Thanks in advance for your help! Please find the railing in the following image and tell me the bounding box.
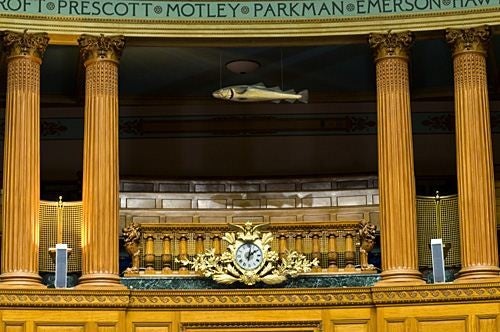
[122,221,377,276]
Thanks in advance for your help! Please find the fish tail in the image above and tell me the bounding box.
[283,89,297,103]
[298,90,309,103]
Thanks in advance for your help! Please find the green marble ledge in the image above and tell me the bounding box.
[39,268,459,289]
[120,274,381,290]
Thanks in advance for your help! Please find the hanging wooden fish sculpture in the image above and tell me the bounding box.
[212,83,308,103]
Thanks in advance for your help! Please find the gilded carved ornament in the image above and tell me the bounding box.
[445,26,490,56]
[78,34,125,65]
[1,30,49,61]
[358,219,376,271]
[368,31,414,61]
[123,222,142,274]
[179,222,318,286]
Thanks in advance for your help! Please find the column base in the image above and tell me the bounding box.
[374,269,426,286]
[454,265,500,283]
[76,273,127,289]
[0,272,46,289]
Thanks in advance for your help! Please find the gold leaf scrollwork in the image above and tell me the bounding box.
[368,31,414,61]
[2,30,49,60]
[78,34,125,64]
[180,222,318,286]
[445,26,490,55]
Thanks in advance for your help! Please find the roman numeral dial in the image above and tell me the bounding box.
[235,243,263,271]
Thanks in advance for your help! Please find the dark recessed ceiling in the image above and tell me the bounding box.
[0,35,499,185]
[1,36,493,107]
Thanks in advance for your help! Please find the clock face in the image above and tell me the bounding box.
[235,243,263,271]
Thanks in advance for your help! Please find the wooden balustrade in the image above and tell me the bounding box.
[160,234,172,273]
[144,233,155,274]
[178,233,189,274]
[327,232,339,272]
[122,221,377,276]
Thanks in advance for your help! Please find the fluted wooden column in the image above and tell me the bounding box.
[369,32,424,285]
[0,31,48,289]
[76,34,126,288]
[446,26,500,282]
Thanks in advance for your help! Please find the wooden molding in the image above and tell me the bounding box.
[0,289,130,307]
[1,283,500,308]
[372,282,500,304]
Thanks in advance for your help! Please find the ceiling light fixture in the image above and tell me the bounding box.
[225,59,260,74]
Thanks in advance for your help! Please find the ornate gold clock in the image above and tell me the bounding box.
[180,222,318,286]
[234,242,264,271]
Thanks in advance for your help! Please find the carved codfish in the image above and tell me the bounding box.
[212,83,308,103]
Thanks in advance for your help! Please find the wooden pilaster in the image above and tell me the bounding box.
[0,30,49,289]
[369,31,425,285]
[76,34,126,288]
[446,26,500,282]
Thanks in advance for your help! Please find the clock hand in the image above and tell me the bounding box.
[246,244,252,260]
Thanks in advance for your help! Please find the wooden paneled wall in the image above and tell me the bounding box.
[1,310,126,332]
[1,303,499,332]
[377,303,500,332]
[119,206,380,231]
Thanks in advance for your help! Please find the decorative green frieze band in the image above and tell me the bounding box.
[0,111,499,140]
[0,0,498,20]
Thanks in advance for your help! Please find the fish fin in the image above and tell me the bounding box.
[271,99,281,104]
[298,89,309,103]
[285,99,296,103]
[269,86,282,92]
[284,89,296,94]
[253,82,266,87]
[233,86,248,94]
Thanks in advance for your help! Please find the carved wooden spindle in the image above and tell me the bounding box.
[344,232,355,272]
[327,232,339,272]
[178,234,189,274]
[160,234,172,274]
[211,233,222,256]
[294,232,304,254]
[278,232,288,259]
[144,233,156,274]
[194,233,206,275]
[195,233,205,255]
[311,232,322,272]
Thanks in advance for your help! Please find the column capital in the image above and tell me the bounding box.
[368,31,414,61]
[78,34,125,65]
[2,30,49,62]
[445,26,490,56]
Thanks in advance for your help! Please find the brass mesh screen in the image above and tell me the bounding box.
[39,200,82,272]
[416,195,460,267]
